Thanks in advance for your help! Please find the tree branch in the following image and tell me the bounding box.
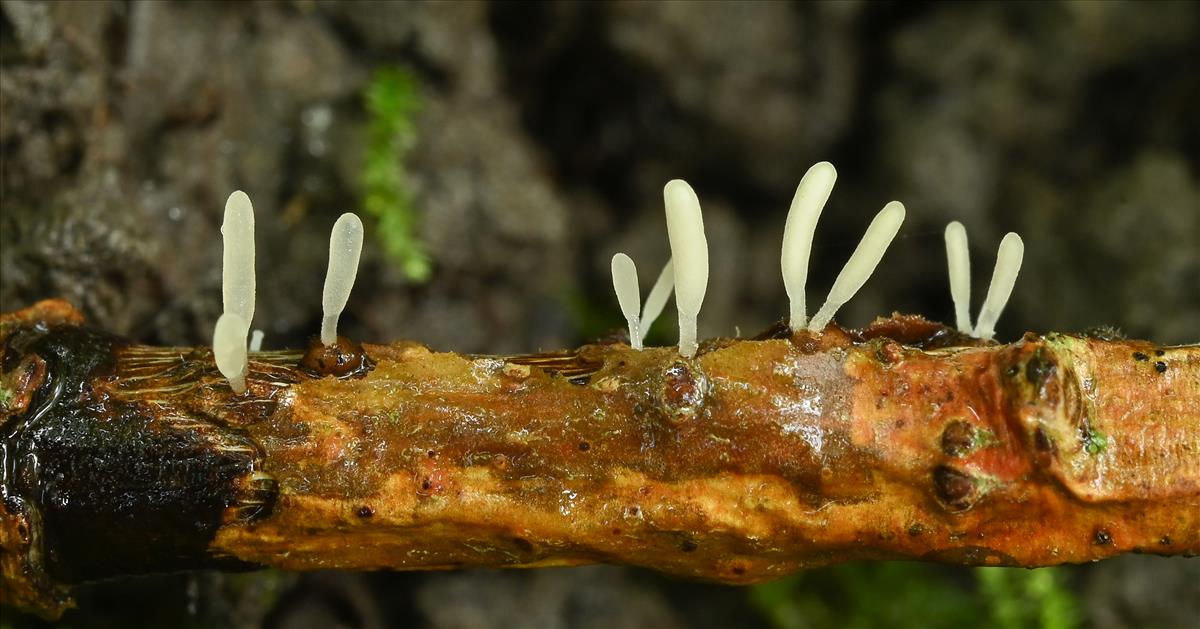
[2,300,1197,619]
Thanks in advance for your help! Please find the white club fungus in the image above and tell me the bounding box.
[663,180,708,358]
[808,201,906,332]
[639,259,674,345]
[944,221,972,334]
[610,253,643,349]
[213,312,249,394]
[249,329,265,353]
[320,213,365,346]
[222,191,256,327]
[973,232,1024,340]
[781,162,837,330]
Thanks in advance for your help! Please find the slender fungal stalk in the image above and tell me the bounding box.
[1,300,1197,619]
[781,161,837,330]
[944,221,972,334]
[321,213,365,346]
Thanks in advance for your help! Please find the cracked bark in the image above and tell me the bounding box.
[2,299,1197,619]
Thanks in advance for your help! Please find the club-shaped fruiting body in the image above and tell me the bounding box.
[216,191,256,392]
[214,312,249,394]
[321,213,365,346]
[781,162,837,330]
[807,201,906,332]
[663,180,709,358]
[249,329,265,353]
[222,191,256,327]
[973,232,1024,340]
[944,221,972,334]
[639,260,674,345]
[942,223,1026,340]
[611,253,643,349]
[609,256,675,349]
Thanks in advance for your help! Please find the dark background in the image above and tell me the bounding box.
[1,1,1197,627]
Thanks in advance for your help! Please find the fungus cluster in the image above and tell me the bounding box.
[608,179,711,358]
[776,161,909,333]
[212,160,1026,388]
[610,161,1026,355]
[944,222,1025,340]
[213,192,365,393]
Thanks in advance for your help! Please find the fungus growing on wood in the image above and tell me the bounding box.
[944,221,972,334]
[321,213,365,346]
[781,161,837,330]
[639,259,674,345]
[974,232,1025,340]
[221,191,256,327]
[4,159,1198,622]
[213,312,249,393]
[611,253,643,349]
[663,180,709,358]
[249,329,265,353]
[610,255,676,350]
[807,201,906,332]
[215,191,256,391]
[942,222,1025,340]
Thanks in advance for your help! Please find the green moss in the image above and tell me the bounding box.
[750,563,1079,629]
[750,563,977,629]
[362,66,430,282]
[1083,428,1109,455]
[0,382,12,411]
[973,427,999,449]
[977,567,1079,629]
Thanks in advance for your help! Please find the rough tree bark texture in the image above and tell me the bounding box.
[2,300,1197,619]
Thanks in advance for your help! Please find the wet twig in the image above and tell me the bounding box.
[1,299,1197,619]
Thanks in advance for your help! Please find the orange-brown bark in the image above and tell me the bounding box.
[2,300,1197,619]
